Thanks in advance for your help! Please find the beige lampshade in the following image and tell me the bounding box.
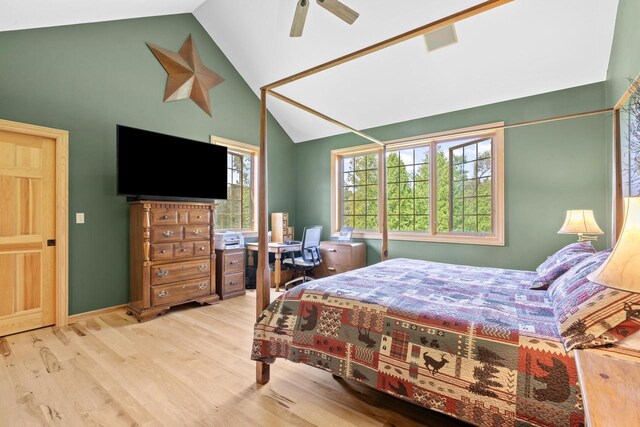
[587,197,640,293]
[557,210,604,235]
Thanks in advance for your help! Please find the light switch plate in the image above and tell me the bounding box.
[76,213,85,224]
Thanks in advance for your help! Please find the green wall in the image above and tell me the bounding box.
[0,7,627,314]
[606,0,640,107]
[0,14,296,314]
[294,83,611,271]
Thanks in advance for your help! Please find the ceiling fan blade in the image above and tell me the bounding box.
[316,0,359,25]
[290,0,310,37]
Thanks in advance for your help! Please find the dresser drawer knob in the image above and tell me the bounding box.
[197,215,203,219]
[200,246,206,251]
[162,215,169,219]
[160,250,167,254]
[193,229,202,235]
[328,249,337,253]
[198,265,208,272]
[157,290,168,298]
[229,281,239,286]
[180,248,186,252]
[163,230,174,237]
[328,267,336,272]
[156,270,169,278]
[198,283,208,290]
[229,260,239,265]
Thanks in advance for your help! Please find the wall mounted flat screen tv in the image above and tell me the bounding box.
[117,125,227,201]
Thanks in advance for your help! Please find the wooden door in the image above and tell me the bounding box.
[0,128,56,336]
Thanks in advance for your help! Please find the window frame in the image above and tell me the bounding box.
[211,135,260,237]
[330,122,504,246]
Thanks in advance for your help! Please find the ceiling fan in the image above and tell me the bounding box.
[290,0,360,37]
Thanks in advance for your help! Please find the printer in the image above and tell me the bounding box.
[214,231,245,250]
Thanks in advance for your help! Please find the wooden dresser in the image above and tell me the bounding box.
[215,248,246,300]
[313,241,366,278]
[127,201,219,322]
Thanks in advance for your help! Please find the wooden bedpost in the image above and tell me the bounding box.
[256,88,271,384]
[612,75,639,243]
[381,144,389,261]
[613,108,623,243]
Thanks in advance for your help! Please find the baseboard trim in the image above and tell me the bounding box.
[68,304,128,324]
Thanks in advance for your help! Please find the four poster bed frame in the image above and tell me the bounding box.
[254,0,636,384]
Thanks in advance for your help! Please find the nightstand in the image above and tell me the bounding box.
[575,348,640,427]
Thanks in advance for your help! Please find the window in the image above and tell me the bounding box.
[341,153,379,231]
[386,146,430,232]
[331,123,504,245]
[211,136,260,236]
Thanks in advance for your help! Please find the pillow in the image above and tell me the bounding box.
[530,241,596,290]
[550,249,640,351]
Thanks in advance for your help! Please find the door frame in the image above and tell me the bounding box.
[0,119,69,327]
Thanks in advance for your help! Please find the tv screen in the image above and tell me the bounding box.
[117,125,227,201]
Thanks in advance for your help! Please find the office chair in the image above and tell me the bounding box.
[283,225,323,290]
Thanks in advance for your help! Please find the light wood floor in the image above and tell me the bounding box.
[0,291,466,427]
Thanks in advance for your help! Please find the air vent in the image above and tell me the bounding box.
[424,24,458,52]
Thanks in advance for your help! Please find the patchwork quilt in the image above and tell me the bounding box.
[252,258,584,427]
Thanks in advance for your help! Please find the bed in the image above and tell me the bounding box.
[252,258,584,427]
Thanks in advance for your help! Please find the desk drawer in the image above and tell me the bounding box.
[322,264,351,276]
[151,259,210,286]
[184,225,210,241]
[321,245,352,266]
[151,278,210,306]
[151,226,183,243]
[223,252,244,273]
[222,272,244,294]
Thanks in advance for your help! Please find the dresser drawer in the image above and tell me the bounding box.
[173,242,195,259]
[151,243,174,261]
[223,251,244,273]
[223,272,244,294]
[178,210,190,224]
[151,278,210,306]
[151,259,210,286]
[189,210,211,224]
[184,225,210,241]
[151,226,183,243]
[194,241,210,257]
[151,209,179,225]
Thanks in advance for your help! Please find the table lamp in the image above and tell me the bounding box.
[557,210,604,242]
[588,197,640,293]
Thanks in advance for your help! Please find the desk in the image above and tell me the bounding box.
[246,242,301,292]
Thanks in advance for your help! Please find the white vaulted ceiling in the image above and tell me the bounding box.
[0,0,620,143]
[194,0,619,142]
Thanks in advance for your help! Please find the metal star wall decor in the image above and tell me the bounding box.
[147,35,224,117]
